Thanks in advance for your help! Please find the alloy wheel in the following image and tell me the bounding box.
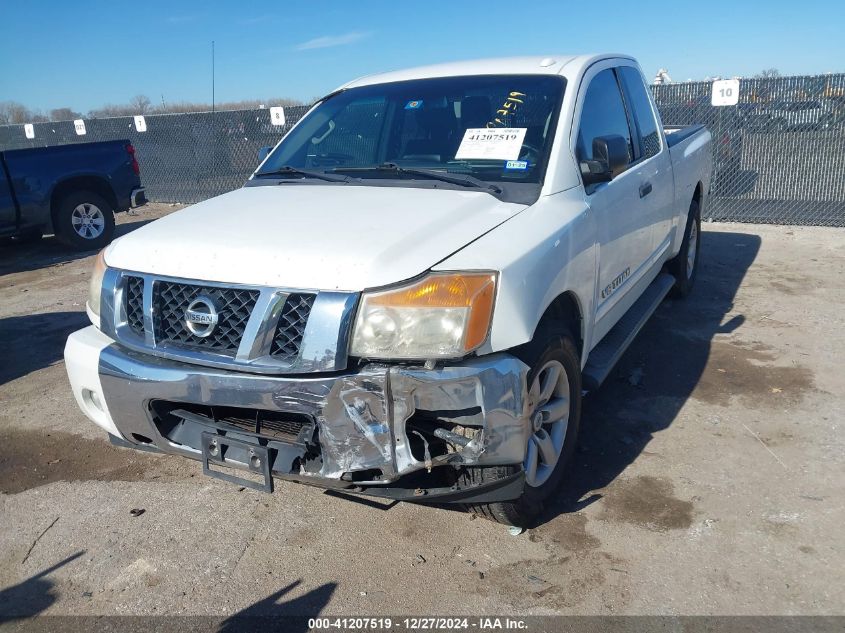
[71,203,106,239]
[523,359,570,487]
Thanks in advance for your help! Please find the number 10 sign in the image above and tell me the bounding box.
[711,79,740,106]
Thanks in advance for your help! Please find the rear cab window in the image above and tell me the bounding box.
[617,66,662,160]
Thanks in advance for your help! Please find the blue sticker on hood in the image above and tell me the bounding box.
[505,160,529,170]
[405,100,423,110]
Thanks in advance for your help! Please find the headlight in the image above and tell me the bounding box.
[87,250,107,320]
[351,272,497,360]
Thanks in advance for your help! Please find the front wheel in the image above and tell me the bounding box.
[55,190,115,250]
[463,325,582,527]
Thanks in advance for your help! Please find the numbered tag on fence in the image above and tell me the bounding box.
[711,79,740,106]
[74,119,87,135]
[269,106,285,126]
[24,123,35,139]
[134,115,147,132]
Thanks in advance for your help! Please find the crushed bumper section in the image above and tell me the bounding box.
[67,326,532,503]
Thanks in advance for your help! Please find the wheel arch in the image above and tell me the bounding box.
[528,290,585,363]
[670,181,704,260]
[690,180,704,220]
[49,176,117,232]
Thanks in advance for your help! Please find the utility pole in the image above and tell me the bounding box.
[212,40,216,113]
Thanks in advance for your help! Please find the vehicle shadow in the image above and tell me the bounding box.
[218,579,337,632]
[541,229,761,523]
[0,311,89,386]
[0,551,85,617]
[0,216,156,277]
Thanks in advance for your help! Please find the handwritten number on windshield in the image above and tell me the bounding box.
[487,92,526,128]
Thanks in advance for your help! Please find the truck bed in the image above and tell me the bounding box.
[664,124,707,148]
[1,139,142,241]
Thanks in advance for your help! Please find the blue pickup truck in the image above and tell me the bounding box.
[0,140,145,250]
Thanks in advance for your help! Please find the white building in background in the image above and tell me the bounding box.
[653,68,673,84]
[654,70,745,85]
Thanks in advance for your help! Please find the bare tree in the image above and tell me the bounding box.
[3,95,307,123]
[0,102,15,124]
[49,107,81,121]
[152,96,305,114]
[88,103,135,118]
[129,94,152,114]
[0,101,32,124]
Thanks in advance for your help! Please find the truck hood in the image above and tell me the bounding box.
[106,184,526,290]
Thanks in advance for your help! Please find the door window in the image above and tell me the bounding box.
[576,69,634,165]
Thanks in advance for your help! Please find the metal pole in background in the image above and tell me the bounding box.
[212,40,215,113]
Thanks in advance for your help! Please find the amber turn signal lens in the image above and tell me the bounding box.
[88,249,108,319]
[367,273,497,352]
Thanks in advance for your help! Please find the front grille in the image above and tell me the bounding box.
[125,276,145,336]
[270,293,315,361]
[114,274,331,370]
[153,281,260,354]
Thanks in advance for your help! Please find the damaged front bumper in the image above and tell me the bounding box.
[65,326,532,503]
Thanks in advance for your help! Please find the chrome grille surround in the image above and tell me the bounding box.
[99,268,358,375]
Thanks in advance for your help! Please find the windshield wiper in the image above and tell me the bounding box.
[254,165,352,183]
[333,163,503,195]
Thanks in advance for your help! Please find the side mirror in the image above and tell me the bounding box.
[258,146,273,163]
[581,135,629,185]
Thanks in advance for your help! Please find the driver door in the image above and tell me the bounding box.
[575,65,654,343]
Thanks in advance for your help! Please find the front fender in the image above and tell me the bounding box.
[433,187,596,364]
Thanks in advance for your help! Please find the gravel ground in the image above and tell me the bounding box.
[0,204,843,617]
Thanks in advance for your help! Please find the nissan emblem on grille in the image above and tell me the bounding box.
[184,296,219,338]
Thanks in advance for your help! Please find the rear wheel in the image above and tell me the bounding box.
[55,190,115,250]
[463,325,582,527]
[667,198,700,298]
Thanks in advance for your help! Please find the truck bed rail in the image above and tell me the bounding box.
[664,124,706,148]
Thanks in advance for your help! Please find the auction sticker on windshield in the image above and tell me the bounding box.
[456,128,527,160]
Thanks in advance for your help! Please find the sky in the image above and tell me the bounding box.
[1,0,843,114]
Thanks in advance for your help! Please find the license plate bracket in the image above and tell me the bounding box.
[201,431,273,493]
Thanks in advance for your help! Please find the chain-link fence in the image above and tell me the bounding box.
[1,73,844,226]
[0,107,311,204]
[653,74,845,226]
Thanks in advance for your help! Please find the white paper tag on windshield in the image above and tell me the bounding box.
[134,115,147,132]
[24,123,35,139]
[456,128,527,160]
[74,119,86,135]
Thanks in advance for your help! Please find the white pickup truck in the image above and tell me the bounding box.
[65,54,711,527]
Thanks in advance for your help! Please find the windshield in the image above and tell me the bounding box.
[256,74,566,195]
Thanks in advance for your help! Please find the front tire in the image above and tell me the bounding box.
[55,190,115,250]
[463,325,582,527]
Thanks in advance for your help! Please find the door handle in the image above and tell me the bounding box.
[639,182,653,198]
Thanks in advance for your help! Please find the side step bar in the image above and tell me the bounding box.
[582,272,675,391]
